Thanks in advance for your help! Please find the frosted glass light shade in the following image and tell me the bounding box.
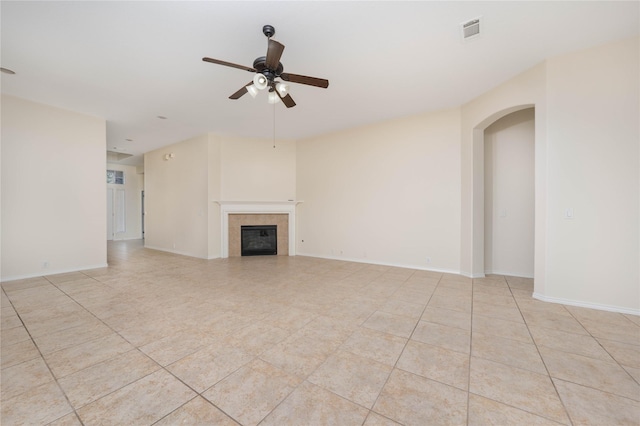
[246,85,259,98]
[267,92,280,104]
[275,82,289,97]
[253,74,268,90]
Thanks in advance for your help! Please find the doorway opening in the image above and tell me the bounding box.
[483,108,535,277]
[107,188,125,240]
[141,190,145,240]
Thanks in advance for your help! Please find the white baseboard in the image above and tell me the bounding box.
[485,270,534,279]
[111,236,143,241]
[143,244,207,259]
[142,244,220,260]
[459,272,486,278]
[295,252,461,276]
[533,292,640,316]
[1,263,109,283]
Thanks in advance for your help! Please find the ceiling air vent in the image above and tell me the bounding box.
[462,18,481,40]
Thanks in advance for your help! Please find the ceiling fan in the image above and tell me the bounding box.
[202,25,329,108]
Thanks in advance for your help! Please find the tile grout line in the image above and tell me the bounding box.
[365,270,443,424]
[466,276,475,426]
[4,243,638,425]
[563,306,640,376]
[466,277,576,424]
[508,276,575,426]
[560,306,640,395]
[253,269,383,425]
[3,279,87,426]
[55,269,251,425]
[45,275,209,423]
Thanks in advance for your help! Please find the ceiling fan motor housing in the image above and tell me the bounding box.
[253,56,284,81]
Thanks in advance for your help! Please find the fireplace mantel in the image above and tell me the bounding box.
[215,201,301,258]
[215,200,303,206]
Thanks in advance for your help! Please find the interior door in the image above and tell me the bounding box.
[114,189,126,235]
[107,188,114,240]
[107,188,125,240]
[141,191,145,239]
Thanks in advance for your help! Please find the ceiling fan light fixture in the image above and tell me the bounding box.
[267,91,280,104]
[203,25,329,108]
[253,73,268,90]
[246,85,259,98]
[275,82,289,97]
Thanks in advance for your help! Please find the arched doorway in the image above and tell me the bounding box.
[469,104,537,280]
[483,108,535,277]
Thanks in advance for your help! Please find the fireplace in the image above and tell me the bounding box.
[227,213,289,257]
[241,225,277,256]
[218,201,298,258]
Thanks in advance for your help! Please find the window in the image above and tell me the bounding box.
[107,170,124,184]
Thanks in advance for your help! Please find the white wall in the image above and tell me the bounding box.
[1,95,107,280]
[106,162,143,240]
[484,108,535,277]
[296,108,461,272]
[208,136,222,259]
[543,37,639,311]
[461,36,638,313]
[220,136,296,201]
[144,134,210,258]
[6,37,632,314]
[144,133,296,259]
[460,64,546,281]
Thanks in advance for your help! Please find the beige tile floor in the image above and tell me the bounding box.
[1,240,639,425]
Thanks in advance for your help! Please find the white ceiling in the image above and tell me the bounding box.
[2,1,638,166]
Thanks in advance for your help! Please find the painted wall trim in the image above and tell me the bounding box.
[484,270,534,279]
[112,236,144,241]
[1,263,109,283]
[296,252,462,276]
[143,245,206,259]
[533,292,640,316]
[462,273,487,279]
[216,200,303,206]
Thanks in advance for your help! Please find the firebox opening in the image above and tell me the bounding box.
[241,225,277,256]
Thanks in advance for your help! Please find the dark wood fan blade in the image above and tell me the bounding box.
[280,73,329,88]
[276,89,296,108]
[229,82,254,99]
[202,57,256,72]
[265,40,285,70]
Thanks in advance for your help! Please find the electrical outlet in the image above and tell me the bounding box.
[43,261,49,268]
[426,257,432,264]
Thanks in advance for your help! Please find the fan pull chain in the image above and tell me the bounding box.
[273,98,276,149]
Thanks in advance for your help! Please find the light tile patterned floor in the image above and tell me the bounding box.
[1,240,639,425]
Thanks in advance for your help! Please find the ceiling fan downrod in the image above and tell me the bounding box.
[262,25,275,39]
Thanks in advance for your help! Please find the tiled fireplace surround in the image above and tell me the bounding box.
[219,201,297,258]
